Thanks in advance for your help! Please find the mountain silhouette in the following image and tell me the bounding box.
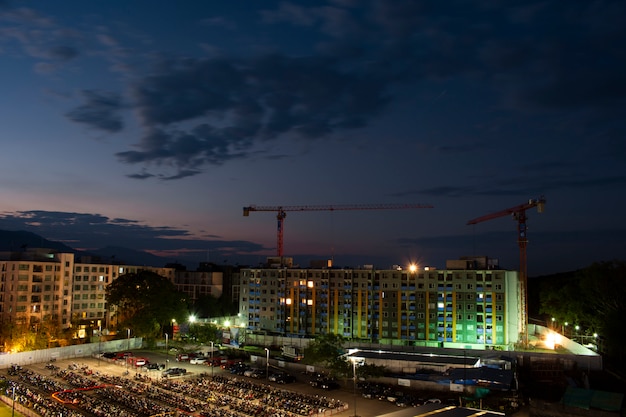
[0,229,169,266]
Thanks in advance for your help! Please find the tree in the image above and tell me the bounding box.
[539,260,626,368]
[188,322,220,345]
[106,270,189,340]
[575,260,626,363]
[303,334,346,367]
[194,293,237,318]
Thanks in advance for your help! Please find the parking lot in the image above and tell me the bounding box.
[3,350,415,417]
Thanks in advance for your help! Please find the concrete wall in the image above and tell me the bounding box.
[526,324,602,372]
[0,337,143,369]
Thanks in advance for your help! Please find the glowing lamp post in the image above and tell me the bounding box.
[189,315,196,342]
[351,358,359,417]
[165,332,169,369]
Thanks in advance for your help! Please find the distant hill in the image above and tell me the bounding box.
[0,230,78,253]
[87,245,170,267]
[0,229,170,267]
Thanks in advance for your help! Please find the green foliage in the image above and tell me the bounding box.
[539,260,626,362]
[303,333,346,367]
[221,347,250,360]
[327,355,351,379]
[188,322,220,344]
[358,362,387,379]
[105,270,189,339]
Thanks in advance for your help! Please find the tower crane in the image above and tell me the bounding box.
[467,196,546,348]
[243,203,434,259]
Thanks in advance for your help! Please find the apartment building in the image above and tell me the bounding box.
[0,249,225,337]
[74,258,176,331]
[0,249,74,330]
[239,261,521,349]
[173,264,224,304]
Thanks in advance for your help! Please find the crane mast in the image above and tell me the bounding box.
[243,203,434,261]
[467,196,546,348]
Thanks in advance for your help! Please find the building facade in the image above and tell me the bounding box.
[0,248,226,340]
[239,264,521,349]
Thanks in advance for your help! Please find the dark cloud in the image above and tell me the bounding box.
[66,90,124,133]
[111,53,389,177]
[0,210,266,263]
[50,1,626,179]
[48,45,78,61]
[403,172,626,199]
[126,171,155,180]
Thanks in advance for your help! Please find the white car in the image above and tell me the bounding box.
[190,357,207,365]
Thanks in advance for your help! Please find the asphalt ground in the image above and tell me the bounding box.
[19,350,407,417]
[13,349,538,416]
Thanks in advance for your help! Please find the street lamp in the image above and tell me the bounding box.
[98,323,103,367]
[165,333,169,369]
[351,358,358,417]
[11,385,15,417]
[264,347,270,381]
[125,328,131,374]
[189,314,196,341]
[210,341,214,378]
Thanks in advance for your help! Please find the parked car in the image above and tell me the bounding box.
[219,359,237,369]
[162,367,187,377]
[243,367,259,377]
[190,357,207,365]
[114,352,133,361]
[229,362,250,375]
[176,354,189,362]
[310,376,339,390]
[127,357,147,367]
[250,368,268,379]
[146,362,165,371]
[395,394,423,408]
[320,379,340,390]
[269,372,296,384]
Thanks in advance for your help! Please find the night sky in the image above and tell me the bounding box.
[0,1,624,275]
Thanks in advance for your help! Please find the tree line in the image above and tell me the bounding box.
[533,259,626,371]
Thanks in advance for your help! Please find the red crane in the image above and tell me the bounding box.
[243,203,434,259]
[467,196,546,347]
